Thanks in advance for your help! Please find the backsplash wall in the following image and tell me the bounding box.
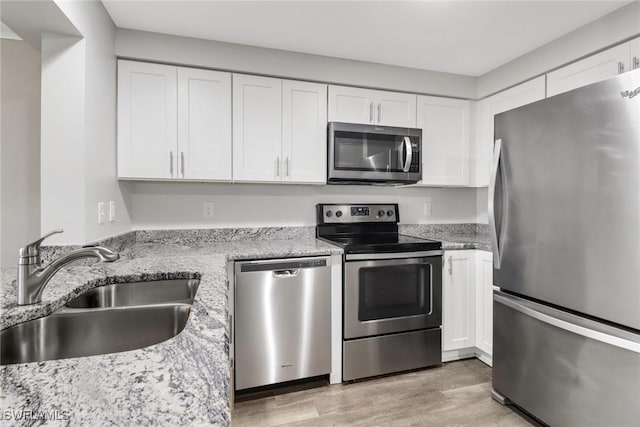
[128,182,486,230]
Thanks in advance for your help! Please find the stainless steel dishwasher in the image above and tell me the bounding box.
[234,256,331,391]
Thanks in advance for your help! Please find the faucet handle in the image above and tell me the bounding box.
[19,229,64,258]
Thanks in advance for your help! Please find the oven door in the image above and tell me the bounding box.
[344,253,442,339]
[328,122,421,183]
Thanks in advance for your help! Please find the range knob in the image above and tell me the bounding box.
[377,209,386,218]
[387,210,395,217]
[335,210,343,218]
[325,210,333,217]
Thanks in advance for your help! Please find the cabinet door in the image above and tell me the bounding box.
[546,43,630,97]
[233,74,283,182]
[442,251,475,351]
[474,76,545,187]
[117,60,177,179]
[417,96,470,186]
[177,68,231,180]
[630,37,640,71]
[282,80,327,183]
[475,251,493,358]
[328,85,375,124]
[374,90,417,127]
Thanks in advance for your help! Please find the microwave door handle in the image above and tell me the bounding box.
[402,136,412,172]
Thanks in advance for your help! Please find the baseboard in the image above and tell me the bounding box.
[442,347,493,366]
[475,348,493,367]
[442,347,477,362]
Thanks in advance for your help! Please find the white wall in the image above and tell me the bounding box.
[40,34,86,245]
[128,182,481,229]
[115,29,476,99]
[0,39,41,267]
[477,1,640,98]
[38,0,132,245]
[57,0,132,242]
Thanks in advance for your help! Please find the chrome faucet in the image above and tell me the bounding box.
[17,229,120,305]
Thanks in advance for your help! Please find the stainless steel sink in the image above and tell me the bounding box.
[65,279,199,308]
[1,279,201,366]
[1,304,192,365]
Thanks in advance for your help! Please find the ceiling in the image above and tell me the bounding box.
[102,1,630,77]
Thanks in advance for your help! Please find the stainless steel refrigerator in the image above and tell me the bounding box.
[490,69,640,426]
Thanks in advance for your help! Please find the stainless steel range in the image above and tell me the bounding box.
[316,203,443,381]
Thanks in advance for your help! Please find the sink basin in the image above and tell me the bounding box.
[65,279,199,308]
[1,304,192,365]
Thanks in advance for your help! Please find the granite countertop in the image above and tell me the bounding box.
[0,224,487,426]
[0,235,341,427]
[400,224,491,251]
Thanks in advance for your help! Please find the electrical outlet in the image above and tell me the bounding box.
[98,202,106,225]
[423,198,432,217]
[203,202,214,219]
[109,201,116,222]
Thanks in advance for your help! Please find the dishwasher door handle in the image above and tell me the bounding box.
[272,269,300,277]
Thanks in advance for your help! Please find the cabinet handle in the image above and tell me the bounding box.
[180,152,185,178]
[448,255,453,275]
[377,103,381,123]
[285,157,289,178]
[169,151,174,177]
[275,156,280,177]
[633,57,639,70]
[618,61,625,74]
[369,102,374,123]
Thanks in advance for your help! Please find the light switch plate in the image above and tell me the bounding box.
[203,202,214,219]
[98,202,106,225]
[423,198,432,217]
[109,201,116,222]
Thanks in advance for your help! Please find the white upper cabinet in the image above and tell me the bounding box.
[118,60,232,181]
[233,74,283,182]
[475,251,493,360]
[631,37,640,71]
[328,85,374,124]
[177,68,231,180]
[374,90,417,127]
[443,250,475,352]
[546,43,631,97]
[474,76,546,187]
[417,96,471,186]
[117,60,177,179]
[328,85,416,127]
[234,75,327,184]
[282,80,327,183]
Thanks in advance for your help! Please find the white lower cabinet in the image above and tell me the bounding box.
[475,250,493,365]
[442,251,475,352]
[442,250,493,365]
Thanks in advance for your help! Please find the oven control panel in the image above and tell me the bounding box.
[317,204,398,224]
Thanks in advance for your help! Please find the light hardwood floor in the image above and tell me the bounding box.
[232,359,535,427]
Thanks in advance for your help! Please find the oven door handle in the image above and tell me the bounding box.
[427,265,434,316]
[402,136,412,172]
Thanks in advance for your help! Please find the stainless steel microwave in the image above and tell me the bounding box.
[327,122,422,184]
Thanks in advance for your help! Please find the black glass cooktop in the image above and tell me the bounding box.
[319,233,441,254]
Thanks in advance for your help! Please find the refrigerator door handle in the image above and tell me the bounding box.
[495,292,640,354]
[488,138,506,268]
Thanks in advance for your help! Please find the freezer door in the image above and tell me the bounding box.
[493,291,640,427]
[492,69,640,330]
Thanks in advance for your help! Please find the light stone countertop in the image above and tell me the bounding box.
[0,224,487,426]
[0,237,341,427]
